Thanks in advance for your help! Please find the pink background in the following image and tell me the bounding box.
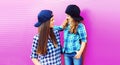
[0,0,120,65]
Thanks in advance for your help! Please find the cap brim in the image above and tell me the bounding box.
[73,16,84,21]
[34,22,42,27]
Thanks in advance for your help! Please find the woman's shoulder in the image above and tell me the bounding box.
[32,34,39,46]
[33,34,39,40]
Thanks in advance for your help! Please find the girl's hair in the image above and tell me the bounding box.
[36,20,58,55]
[63,19,82,34]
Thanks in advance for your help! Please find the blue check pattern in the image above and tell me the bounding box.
[30,30,61,65]
[54,23,87,53]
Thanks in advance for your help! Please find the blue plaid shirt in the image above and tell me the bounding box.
[54,23,87,53]
[30,30,61,65]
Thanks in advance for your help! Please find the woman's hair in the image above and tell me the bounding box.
[63,19,82,34]
[36,20,58,55]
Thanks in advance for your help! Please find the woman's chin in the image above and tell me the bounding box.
[50,26,54,28]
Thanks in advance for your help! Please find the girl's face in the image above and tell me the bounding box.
[66,14,74,23]
[50,17,54,28]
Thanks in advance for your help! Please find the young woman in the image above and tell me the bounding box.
[30,10,61,65]
[54,4,87,65]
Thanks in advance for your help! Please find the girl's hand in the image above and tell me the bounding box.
[61,19,68,28]
[74,51,82,59]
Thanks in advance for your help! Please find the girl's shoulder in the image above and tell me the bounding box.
[78,23,85,29]
[78,23,85,26]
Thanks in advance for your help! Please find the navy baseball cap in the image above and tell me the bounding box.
[34,10,53,27]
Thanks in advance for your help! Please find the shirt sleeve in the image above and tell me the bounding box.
[54,30,63,53]
[53,26,63,32]
[30,35,38,59]
[78,23,87,43]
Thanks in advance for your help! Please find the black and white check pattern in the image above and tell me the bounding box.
[30,30,62,65]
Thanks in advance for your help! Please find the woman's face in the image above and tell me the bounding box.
[66,14,74,23]
[50,17,54,28]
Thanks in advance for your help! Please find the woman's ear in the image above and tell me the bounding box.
[38,27,40,33]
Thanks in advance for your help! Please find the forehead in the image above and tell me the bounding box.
[66,14,71,17]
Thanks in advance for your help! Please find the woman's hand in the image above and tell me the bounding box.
[74,51,82,59]
[32,58,41,65]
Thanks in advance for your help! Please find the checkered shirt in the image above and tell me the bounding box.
[30,30,62,65]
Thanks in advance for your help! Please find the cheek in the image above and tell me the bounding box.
[66,16,73,21]
[68,18,73,22]
[70,17,74,22]
[52,21,54,25]
[50,21,54,26]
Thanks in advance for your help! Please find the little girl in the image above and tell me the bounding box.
[54,4,87,65]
